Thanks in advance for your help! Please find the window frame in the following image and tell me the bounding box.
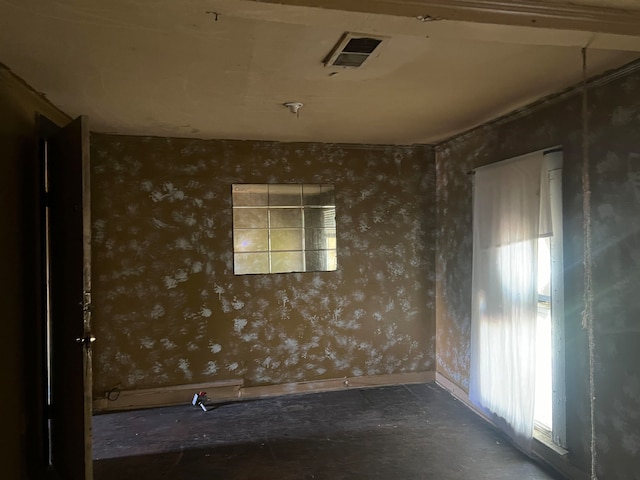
[232,183,337,275]
[533,152,566,450]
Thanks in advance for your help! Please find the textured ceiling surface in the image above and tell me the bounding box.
[1,0,639,144]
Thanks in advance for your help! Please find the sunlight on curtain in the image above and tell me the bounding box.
[535,237,553,431]
[469,151,551,453]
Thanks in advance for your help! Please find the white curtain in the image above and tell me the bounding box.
[469,150,554,453]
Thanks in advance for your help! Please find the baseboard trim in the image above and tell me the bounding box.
[435,372,498,426]
[239,371,435,400]
[94,371,435,412]
[93,379,244,412]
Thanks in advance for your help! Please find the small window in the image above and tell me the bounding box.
[232,184,337,275]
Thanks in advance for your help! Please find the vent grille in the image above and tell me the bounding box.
[324,33,385,68]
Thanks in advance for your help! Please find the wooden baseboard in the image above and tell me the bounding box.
[93,371,435,412]
[239,370,435,400]
[93,379,244,412]
[435,372,497,426]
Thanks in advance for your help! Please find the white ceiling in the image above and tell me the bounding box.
[1,0,640,145]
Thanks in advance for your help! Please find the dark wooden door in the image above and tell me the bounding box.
[47,115,93,480]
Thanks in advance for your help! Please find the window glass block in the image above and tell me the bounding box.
[305,228,335,250]
[269,184,302,206]
[271,251,304,273]
[233,229,268,252]
[234,252,269,275]
[271,229,303,251]
[305,250,337,271]
[232,184,268,206]
[233,208,268,229]
[270,208,302,228]
[303,184,335,206]
[305,207,336,228]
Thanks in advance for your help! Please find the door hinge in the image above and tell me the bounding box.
[82,290,92,314]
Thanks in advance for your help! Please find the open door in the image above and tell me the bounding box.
[46,115,93,480]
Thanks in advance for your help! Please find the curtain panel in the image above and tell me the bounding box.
[469,150,552,453]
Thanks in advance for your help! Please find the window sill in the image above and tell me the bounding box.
[533,427,568,457]
[531,430,593,479]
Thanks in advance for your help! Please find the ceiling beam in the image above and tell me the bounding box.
[254,0,640,36]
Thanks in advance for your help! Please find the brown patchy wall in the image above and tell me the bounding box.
[0,69,69,480]
[91,137,435,396]
[436,65,640,478]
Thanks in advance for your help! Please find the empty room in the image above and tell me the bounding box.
[1,1,640,479]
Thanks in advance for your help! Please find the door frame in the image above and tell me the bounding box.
[37,115,93,480]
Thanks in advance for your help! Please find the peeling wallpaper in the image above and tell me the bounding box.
[91,138,435,398]
[436,67,640,478]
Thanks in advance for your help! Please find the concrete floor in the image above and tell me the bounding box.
[93,383,563,480]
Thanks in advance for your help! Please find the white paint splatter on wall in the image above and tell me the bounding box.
[92,137,436,401]
[234,318,248,333]
[150,304,165,319]
[177,358,192,380]
[202,361,218,375]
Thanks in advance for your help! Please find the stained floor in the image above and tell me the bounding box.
[93,383,563,480]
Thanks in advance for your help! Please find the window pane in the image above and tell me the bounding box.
[306,250,337,271]
[303,184,335,206]
[232,184,268,206]
[326,249,337,270]
[306,228,336,250]
[537,236,551,299]
[233,229,268,252]
[269,184,302,206]
[233,208,268,229]
[270,208,302,228]
[302,184,322,203]
[305,207,336,228]
[271,229,303,251]
[234,252,269,274]
[271,251,304,273]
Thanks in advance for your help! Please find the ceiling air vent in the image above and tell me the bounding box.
[324,32,385,68]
